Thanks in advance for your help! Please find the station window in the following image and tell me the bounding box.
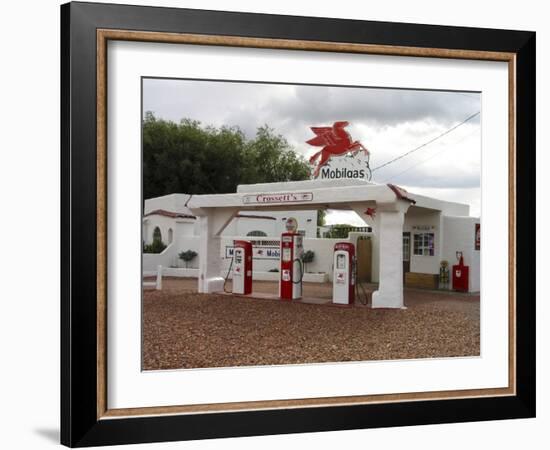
[247,230,268,237]
[402,233,410,261]
[413,233,435,256]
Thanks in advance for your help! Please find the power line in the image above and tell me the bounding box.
[454,92,480,99]
[371,111,480,173]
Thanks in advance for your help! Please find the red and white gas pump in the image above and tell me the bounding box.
[279,232,304,301]
[332,242,355,305]
[231,240,253,295]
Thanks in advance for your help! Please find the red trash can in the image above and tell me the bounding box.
[452,252,469,292]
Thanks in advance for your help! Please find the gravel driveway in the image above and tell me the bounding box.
[142,278,479,370]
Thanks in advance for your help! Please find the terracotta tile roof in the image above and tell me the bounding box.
[144,209,196,219]
[236,214,277,220]
[387,184,416,204]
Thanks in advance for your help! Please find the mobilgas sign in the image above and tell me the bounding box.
[316,152,371,181]
[320,167,367,179]
[306,121,372,181]
[243,192,313,205]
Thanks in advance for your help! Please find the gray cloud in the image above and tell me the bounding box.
[269,85,480,129]
[143,78,480,135]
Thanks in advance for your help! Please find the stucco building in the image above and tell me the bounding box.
[143,179,480,302]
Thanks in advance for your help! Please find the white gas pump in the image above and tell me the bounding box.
[224,240,253,295]
[332,242,356,305]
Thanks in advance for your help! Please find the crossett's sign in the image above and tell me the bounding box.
[243,192,313,205]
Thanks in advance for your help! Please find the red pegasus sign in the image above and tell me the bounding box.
[306,121,370,178]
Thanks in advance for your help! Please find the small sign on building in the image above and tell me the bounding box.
[475,223,480,250]
[226,245,281,260]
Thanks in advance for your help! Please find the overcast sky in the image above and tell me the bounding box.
[143,78,481,224]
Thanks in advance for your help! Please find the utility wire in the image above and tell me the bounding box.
[454,92,480,99]
[371,111,480,173]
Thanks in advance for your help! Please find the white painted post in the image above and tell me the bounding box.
[371,201,410,308]
[370,216,380,283]
[156,265,162,290]
[196,209,238,293]
[198,215,220,293]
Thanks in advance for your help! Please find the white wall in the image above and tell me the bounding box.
[145,203,318,239]
[235,215,278,237]
[142,242,176,271]
[176,221,196,238]
[143,236,201,271]
[223,210,318,238]
[142,215,178,245]
[409,193,470,216]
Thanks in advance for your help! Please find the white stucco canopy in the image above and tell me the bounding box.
[187,179,423,308]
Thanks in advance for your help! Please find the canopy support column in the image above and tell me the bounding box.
[371,200,410,308]
[194,208,238,293]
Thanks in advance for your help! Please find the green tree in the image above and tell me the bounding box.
[301,250,315,273]
[240,125,310,184]
[142,114,310,200]
[324,224,354,239]
[317,210,326,227]
[316,210,327,237]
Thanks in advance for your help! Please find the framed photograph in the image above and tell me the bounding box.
[61,1,535,447]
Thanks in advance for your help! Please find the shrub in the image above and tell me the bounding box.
[179,250,198,268]
[323,224,353,239]
[301,250,315,273]
[143,227,167,253]
[143,241,167,253]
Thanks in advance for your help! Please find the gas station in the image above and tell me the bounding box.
[145,122,480,309]
[187,177,477,309]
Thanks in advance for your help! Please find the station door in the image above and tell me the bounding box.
[402,232,411,283]
[356,236,372,283]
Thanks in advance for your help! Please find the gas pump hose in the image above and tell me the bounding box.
[353,258,369,305]
[292,258,304,284]
[356,280,369,306]
[223,256,234,293]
